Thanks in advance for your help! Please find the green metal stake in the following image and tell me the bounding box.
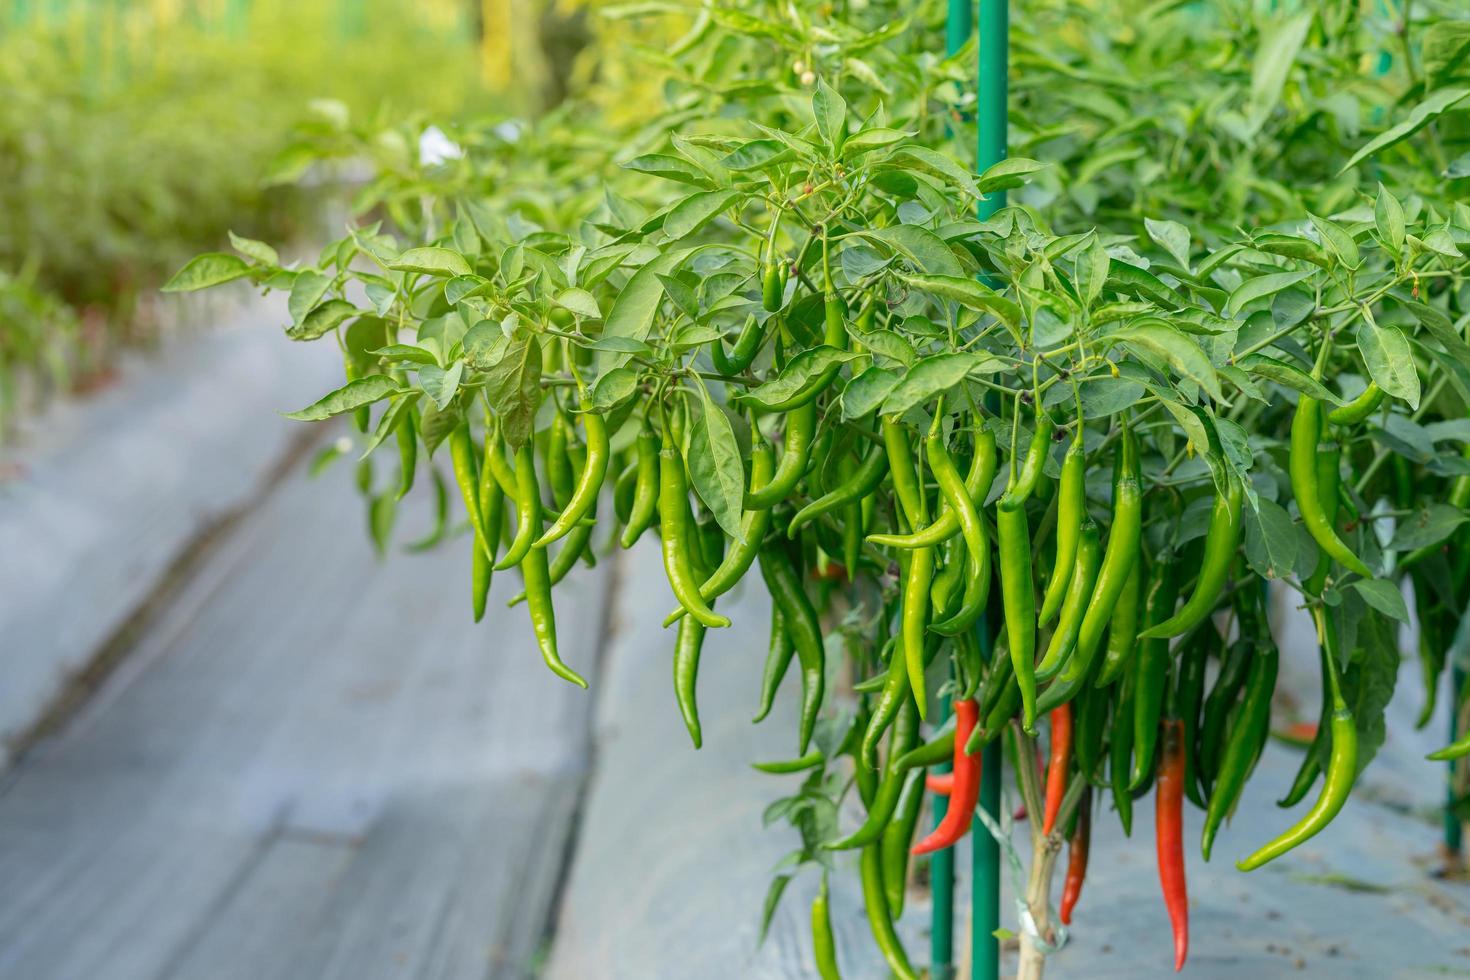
[973,2,1007,979]
[1448,667,1465,858]
[929,7,973,976]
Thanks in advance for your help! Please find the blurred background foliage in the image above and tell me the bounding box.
[0,0,484,431]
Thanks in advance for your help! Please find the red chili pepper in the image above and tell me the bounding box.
[1042,703,1073,836]
[1155,718,1189,972]
[1059,787,1091,925]
[912,699,980,854]
[925,772,953,795]
[1013,803,1028,821]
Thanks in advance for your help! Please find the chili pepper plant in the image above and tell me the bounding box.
[166,1,1470,975]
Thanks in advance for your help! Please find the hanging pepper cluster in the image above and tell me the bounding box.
[165,0,1470,975]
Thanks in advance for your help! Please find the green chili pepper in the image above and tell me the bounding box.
[1111,664,1137,836]
[746,401,817,509]
[901,543,936,720]
[896,730,956,772]
[997,501,1038,733]
[545,411,575,508]
[1238,608,1355,871]
[861,843,918,980]
[1129,553,1178,790]
[1095,561,1141,687]
[471,431,504,622]
[537,394,608,547]
[999,404,1054,509]
[1291,392,1372,579]
[881,770,925,918]
[1035,520,1103,681]
[1141,473,1243,640]
[1067,424,1142,683]
[1074,680,1108,780]
[663,444,775,626]
[711,314,768,375]
[481,423,519,500]
[868,425,996,551]
[752,748,824,774]
[514,450,588,689]
[973,674,1022,751]
[1174,623,1216,809]
[1199,639,1252,792]
[395,405,418,500]
[673,613,708,749]
[494,443,540,570]
[1039,435,1086,625]
[811,875,841,980]
[926,430,994,636]
[759,544,825,754]
[753,606,796,723]
[880,419,925,528]
[613,459,639,525]
[825,700,919,850]
[863,633,928,769]
[659,431,731,629]
[762,262,783,313]
[1325,381,1383,426]
[1202,636,1277,860]
[450,423,494,563]
[788,441,888,537]
[620,426,661,548]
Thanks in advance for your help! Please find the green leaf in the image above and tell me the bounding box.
[592,367,638,411]
[1340,87,1470,173]
[662,190,740,241]
[289,271,333,325]
[1357,321,1420,410]
[860,226,965,276]
[482,335,542,451]
[1237,354,1340,403]
[1244,497,1301,579]
[597,248,692,373]
[976,157,1045,193]
[1106,259,1185,308]
[1075,238,1110,307]
[284,376,400,421]
[1390,503,1468,551]
[812,78,848,153]
[885,145,980,198]
[739,347,858,411]
[1225,269,1315,316]
[360,393,417,459]
[162,252,252,292]
[371,344,439,366]
[418,362,463,410]
[882,353,998,416]
[1340,607,1398,775]
[841,367,901,420]
[1108,319,1222,401]
[1423,21,1470,87]
[842,127,912,155]
[899,273,1022,332]
[228,232,280,267]
[555,288,603,320]
[1309,214,1361,270]
[288,300,360,342]
[719,140,792,172]
[1374,184,1406,255]
[1145,218,1192,269]
[757,873,793,945]
[463,320,510,371]
[1248,12,1312,131]
[1349,579,1408,623]
[389,247,472,278]
[687,387,745,541]
[621,153,715,187]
